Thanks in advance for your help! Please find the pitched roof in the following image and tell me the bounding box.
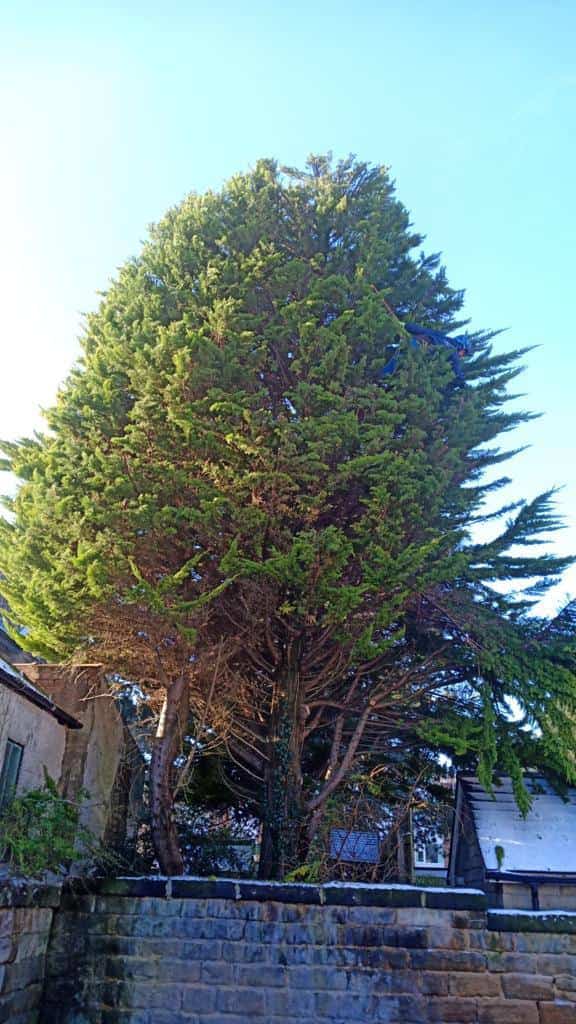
[0,618,36,665]
[0,656,82,730]
[457,774,576,876]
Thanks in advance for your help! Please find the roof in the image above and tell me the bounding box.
[0,656,82,730]
[0,619,35,665]
[456,774,576,877]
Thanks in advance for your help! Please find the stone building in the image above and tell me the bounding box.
[0,616,144,863]
[11,662,145,858]
[0,656,82,813]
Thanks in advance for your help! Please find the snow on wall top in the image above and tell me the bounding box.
[462,775,576,874]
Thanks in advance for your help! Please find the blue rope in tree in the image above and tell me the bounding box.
[379,322,471,382]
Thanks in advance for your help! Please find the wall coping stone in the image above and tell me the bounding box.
[63,875,489,910]
[0,879,61,909]
[488,909,576,933]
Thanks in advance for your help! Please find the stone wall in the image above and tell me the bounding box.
[41,879,576,1024]
[0,881,60,1024]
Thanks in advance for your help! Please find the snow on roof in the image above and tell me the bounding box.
[461,775,576,875]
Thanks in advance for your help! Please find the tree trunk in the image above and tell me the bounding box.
[150,676,188,875]
[258,645,305,880]
[397,807,415,884]
[258,743,304,879]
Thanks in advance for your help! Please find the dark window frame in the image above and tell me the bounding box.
[0,739,24,813]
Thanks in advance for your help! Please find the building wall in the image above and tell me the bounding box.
[539,886,576,911]
[0,687,66,797]
[452,795,487,891]
[40,879,576,1024]
[14,665,132,846]
[498,883,576,912]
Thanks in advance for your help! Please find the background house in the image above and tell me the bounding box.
[449,774,576,909]
[329,806,451,883]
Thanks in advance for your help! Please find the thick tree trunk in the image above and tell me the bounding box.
[258,645,305,880]
[258,754,304,879]
[150,676,188,875]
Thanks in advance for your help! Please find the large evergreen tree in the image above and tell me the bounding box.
[1,156,574,877]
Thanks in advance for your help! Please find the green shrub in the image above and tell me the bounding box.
[0,772,94,876]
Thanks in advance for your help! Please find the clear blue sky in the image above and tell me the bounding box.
[1,0,575,610]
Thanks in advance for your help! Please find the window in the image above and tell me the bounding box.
[0,740,24,813]
[414,833,444,868]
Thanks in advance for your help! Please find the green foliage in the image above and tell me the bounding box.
[0,155,521,662]
[0,773,94,877]
[285,861,323,883]
[0,153,575,844]
[414,875,447,888]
